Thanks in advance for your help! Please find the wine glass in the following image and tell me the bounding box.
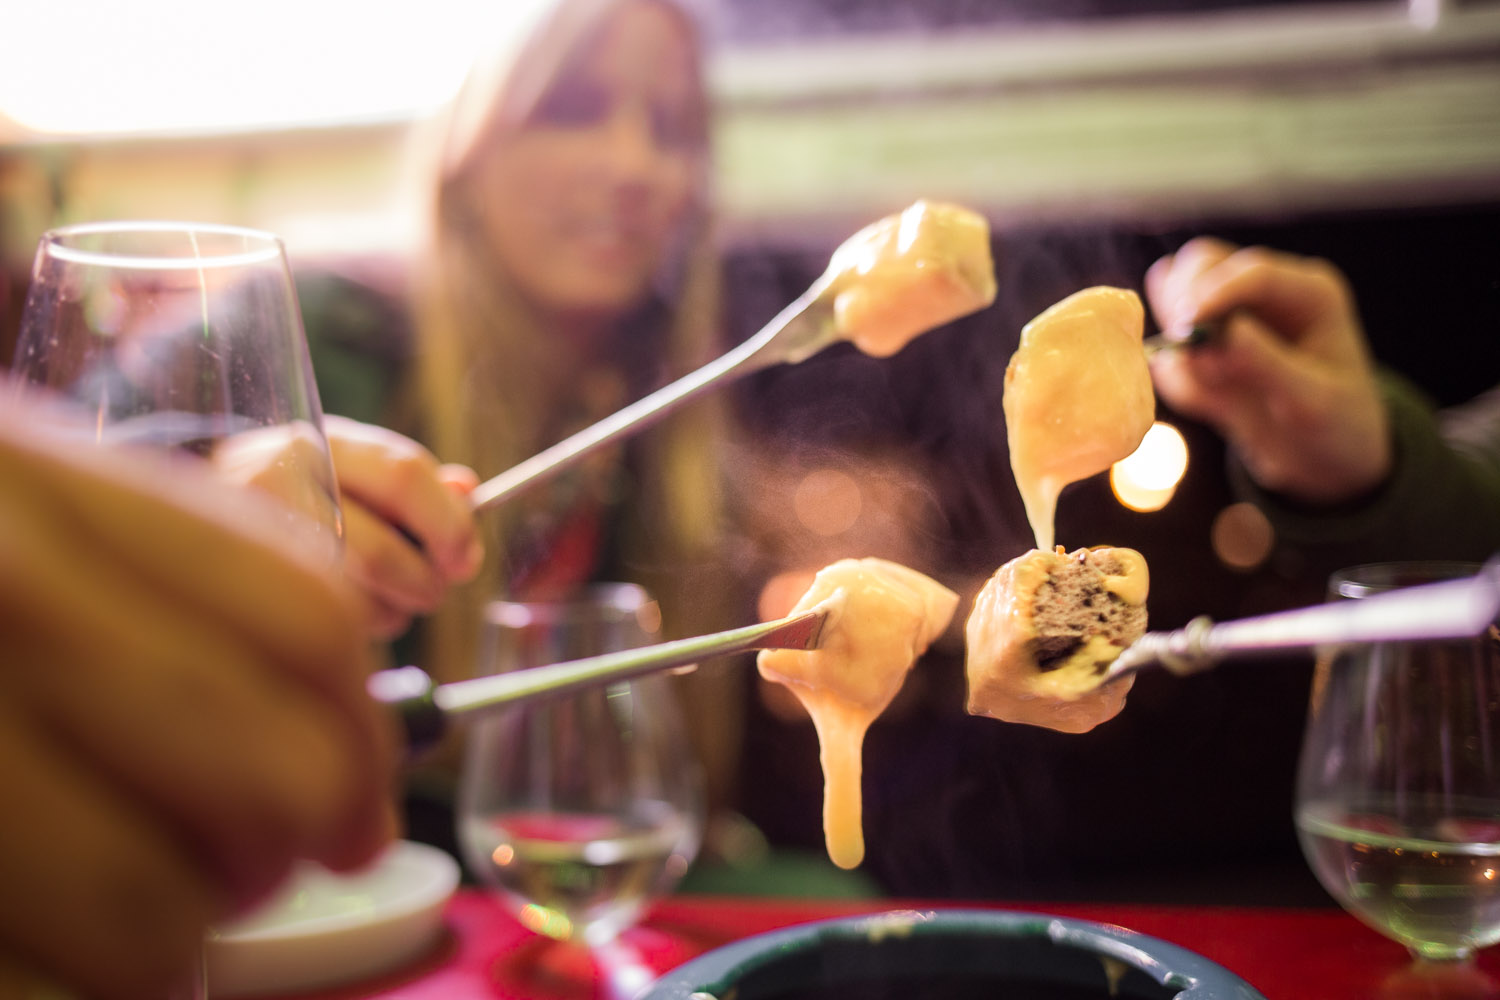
[10,220,343,998]
[1295,561,1500,993]
[456,584,704,998]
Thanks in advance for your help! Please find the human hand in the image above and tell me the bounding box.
[1144,237,1391,504]
[324,416,483,639]
[0,404,396,1000]
[211,420,344,541]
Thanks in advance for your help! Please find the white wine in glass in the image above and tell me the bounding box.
[1296,561,1500,972]
[11,220,344,999]
[457,584,703,993]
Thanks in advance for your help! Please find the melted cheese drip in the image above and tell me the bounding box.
[1100,547,1149,606]
[964,546,1148,734]
[1002,287,1154,551]
[757,558,958,868]
[821,200,997,357]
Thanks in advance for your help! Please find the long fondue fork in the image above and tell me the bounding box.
[469,280,838,511]
[1141,320,1221,358]
[369,600,835,752]
[1098,556,1500,687]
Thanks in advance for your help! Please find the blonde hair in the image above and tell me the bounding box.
[403,0,741,792]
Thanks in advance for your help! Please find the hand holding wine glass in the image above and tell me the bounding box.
[15,221,342,545]
[5,221,397,999]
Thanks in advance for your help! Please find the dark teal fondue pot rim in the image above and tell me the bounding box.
[641,907,1267,1000]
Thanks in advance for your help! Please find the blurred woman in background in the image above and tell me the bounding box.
[301,0,745,839]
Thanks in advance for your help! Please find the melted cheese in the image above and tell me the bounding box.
[821,200,997,357]
[757,558,958,868]
[1003,287,1154,552]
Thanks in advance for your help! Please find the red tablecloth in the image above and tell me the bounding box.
[277,890,1500,1000]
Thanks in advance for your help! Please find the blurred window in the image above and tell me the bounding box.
[721,0,1389,41]
[0,0,540,138]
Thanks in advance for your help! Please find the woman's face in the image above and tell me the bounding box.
[471,1,704,323]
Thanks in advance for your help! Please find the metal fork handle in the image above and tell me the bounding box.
[1101,555,1500,686]
[369,603,832,754]
[1142,320,1221,358]
[469,284,833,511]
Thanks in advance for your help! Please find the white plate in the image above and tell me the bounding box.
[206,840,460,997]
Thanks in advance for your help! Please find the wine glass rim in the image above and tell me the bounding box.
[1329,559,1483,599]
[484,583,654,629]
[40,220,284,270]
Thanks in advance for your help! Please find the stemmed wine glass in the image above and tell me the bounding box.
[457,583,704,999]
[1296,561,1500,995]
[10,220,343,998]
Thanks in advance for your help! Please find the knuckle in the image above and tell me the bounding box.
[1304,255,1351,298]
[1180,235,1231,259]
[1230,245,1275,272]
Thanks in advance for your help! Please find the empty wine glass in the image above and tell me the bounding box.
[1296,561,1500,986]
[11,220,343,999]
[457,583,703,997]
[12,220,340,549]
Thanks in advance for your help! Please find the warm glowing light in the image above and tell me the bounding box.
[758,570,818,621]
[792,468,863,536]
[1484,869,1496,881]
[491,844,515,867]
[518,903,573,941]
[0,0,551,137]
[1110,421,1187,512]
[1210,502,1275,571]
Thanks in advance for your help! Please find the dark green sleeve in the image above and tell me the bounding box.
[296,269,413,427]
[1232,370,1500,570]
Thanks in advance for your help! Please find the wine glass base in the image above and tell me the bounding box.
[489,924,697,1000]
[492,935,596,998]
[1380,958,1500,1000]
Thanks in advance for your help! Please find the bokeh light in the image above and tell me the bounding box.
[1110,421,1188,512]
[517,902,574,941]
[792,467,863,536]
[1210,501,1275,571]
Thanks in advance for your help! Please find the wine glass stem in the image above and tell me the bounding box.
[168,946,208,1000]
[594,935,654,1000]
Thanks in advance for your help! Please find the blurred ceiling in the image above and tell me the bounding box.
[717,0,1334,41]
[709,0,1500,241]
[3,0,1497,250]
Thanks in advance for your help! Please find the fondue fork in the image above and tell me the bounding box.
[368,600,835,753]
[1141,320,1221,358]
[1098,556,1500,687]
[469,279,839,511]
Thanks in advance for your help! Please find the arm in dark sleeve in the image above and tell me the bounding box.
[1232,370,1500,570]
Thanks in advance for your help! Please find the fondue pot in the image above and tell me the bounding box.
[642,908,1265,1000]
